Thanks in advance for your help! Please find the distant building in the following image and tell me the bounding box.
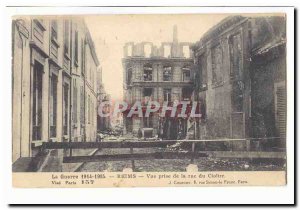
[191,16,286,150]
[122,26,194,139]
[12,17,100,164]
[97,67,111,132]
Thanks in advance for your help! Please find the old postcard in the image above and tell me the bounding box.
[11,12,288,188]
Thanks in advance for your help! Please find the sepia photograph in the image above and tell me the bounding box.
[10,11,289,188]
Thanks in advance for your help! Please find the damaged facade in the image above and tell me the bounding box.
[122,26,194,138]
[12,17,101,164]
[191,16,286,150]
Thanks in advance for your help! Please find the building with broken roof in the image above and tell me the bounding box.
[122,26,194,138]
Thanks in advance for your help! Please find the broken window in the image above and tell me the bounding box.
[163,66,172,81]
[182,45,190,58]
[143,64,153,81]
[143,88,153,105]
[50,74,58,138]
[127,45,133,56]
[182,87,193,101]
[127,67,132,84]
[144,44,152,57]
[229,33,242,78]
[32,61,43,141]
[182,66,191,81]
[211,44,223,84]
[63,82,69,135]
[163,45,171,58]
[163,88,172,102]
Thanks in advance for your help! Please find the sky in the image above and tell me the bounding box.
[84,14,231,101]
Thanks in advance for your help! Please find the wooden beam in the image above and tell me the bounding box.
[63,152,209,163]
[43,139,248,149]
[206,151,286,159]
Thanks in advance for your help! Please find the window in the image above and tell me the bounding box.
[50,20,59,60]
[32,61,43,141]
[92,101,94,126]
[143,64,153,81]
[182,87,193,101]
[64,20,70,56]
[72,80,78,124]
[81,39,84,75]
[127,45,133,56]
[50,74,58,138]
[198,54,207,88]
[88,95,91,124]
[74,30,79,65]
[144,44,152,57]
[229,34,242,78]
[80,86,84,125]
[143,88,153,105]
[51,20,58,41]
[163,66,172,81]
[127,67,132,84]
[182,45,190,58]
[33,19,46,47]
[211,44,223,84]
[182,66,191,81]
[63,83,69,135]
[163,88,172,102]
[163,45,171,58]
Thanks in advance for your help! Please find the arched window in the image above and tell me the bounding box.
[143,64,153,81]
[163,66,172,81]
[182,65,191,81]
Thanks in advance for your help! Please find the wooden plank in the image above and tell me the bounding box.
[63,152,209,163]
[43,139,250,149]
[207,151,286,159]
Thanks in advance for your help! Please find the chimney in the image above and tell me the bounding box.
[173,25,178,43]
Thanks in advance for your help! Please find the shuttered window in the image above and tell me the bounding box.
[275,83,286,137]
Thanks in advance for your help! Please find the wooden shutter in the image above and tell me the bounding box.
[275,82,286,137]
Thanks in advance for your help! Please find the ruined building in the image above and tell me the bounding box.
[12,17,101,167]
[191,16,286,150]
[122,26,194,138]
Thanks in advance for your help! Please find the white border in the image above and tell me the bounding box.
[1,4,295,205]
